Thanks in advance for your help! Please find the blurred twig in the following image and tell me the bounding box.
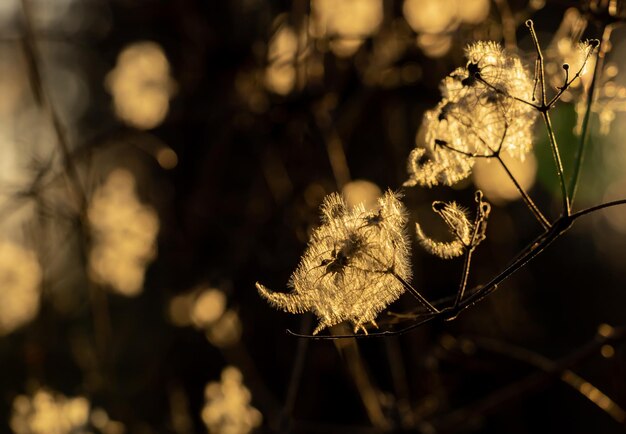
[427,326,626,433]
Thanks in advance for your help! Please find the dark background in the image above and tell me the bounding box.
[0,0,625,433]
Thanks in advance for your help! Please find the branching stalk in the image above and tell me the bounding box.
[392,271,439,314]
[569,25,612,208]
[496,155,551,229]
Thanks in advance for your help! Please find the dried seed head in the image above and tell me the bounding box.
[416,201,471,259]
[416,193,491,258]
[405,41,537,188]
[257,191,411,334]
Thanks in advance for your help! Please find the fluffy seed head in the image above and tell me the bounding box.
[257,190,411,334]
[405,41,537,188]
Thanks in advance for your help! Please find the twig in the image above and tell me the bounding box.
[468,335,626,424]
[525,20,571,215]
[393,271,439,314]
[278,315,312,433]
[287,195,626,339]
[569,25,612,208]
[428,327,626,433]
[495,155,551,229]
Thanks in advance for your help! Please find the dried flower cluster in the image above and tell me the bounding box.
[257,191,411,334]
[405,41,538,187]
[416,192,491,259]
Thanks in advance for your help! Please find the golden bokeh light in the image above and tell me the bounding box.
[457,0,491,24]
[206,309,242,348]
[202,366,262,434]
[416,33,453,58]
[403,0,490,57]
[403,0,457,35]
[88,169,159,296]
[156,147,178,169]
[168,292,195,327]
[191,288,227,329]
[10,389,90,434]
[473,152,538,205]
[341,179,382,210]
[0,241,42,336]
[265,24,298,95]
[311,0,383,57]
[106,41,176,129]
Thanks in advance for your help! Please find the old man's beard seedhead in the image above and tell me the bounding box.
[405,41,538,188]
[257,191,411,335]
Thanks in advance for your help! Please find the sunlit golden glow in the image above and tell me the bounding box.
[206,309,242,348]
[202,366,262,434]
[403,0,490,57]
[561,370,626,423]
[601,344,615,358]
[311,0,383,57]
[597,323,615,338]
[265,24,298,95]
[168,292,195,327]
[342,179,381,210]
[473,152,538,204]
[0,241,42,336]
[416,33,453,58]
[191,288,227,328]
[10,389,90,434]
[106,41,176,129]
[88,169,159,296]
[403,0,457,34]
[458,0,491,24]
[156,147,178,169]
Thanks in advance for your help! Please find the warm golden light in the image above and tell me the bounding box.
[202,366,262,434]
[342,179,381,210]
[191,288,227,328]
[403,0,457,35]
[156,147,178,169]
[473,152,538,204]
[10,389,90,434]
[106,41,176,129]
[311,0,383,57]
[206,309,242,348]
[88,169,159,296]
[265,24,298,95]
[403,0,490,57]
[0,241,42,336]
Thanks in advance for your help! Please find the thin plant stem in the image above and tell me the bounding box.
[570,198,626,219]
[475,75,539,110]
[569,25,612,208]
[332,325,390,430]
[436,138,550,230]
[20,0,87,211]
[430,327,626,432]
[526,20,571,215]
[279,314,312,433]
[496,155,551,229]
[287,194,626,340]
[469,335,626,424]
[20,0,116,383]
[453,248,474,311]
[526,20,547,106]
[541,111,571,215]
[392,271,439,314]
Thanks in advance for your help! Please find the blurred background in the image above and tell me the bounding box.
[0,0,626,433]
